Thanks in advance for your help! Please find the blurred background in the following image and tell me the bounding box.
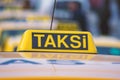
[0,0,120,56]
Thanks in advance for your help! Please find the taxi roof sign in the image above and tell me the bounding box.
[17,30,97,53]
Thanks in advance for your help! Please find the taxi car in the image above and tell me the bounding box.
[0,30,120,80]
[94,36,120,56]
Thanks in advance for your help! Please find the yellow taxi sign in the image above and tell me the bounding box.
[17,30,97,53]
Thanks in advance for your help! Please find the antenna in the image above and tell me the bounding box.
[50,0,57,30]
